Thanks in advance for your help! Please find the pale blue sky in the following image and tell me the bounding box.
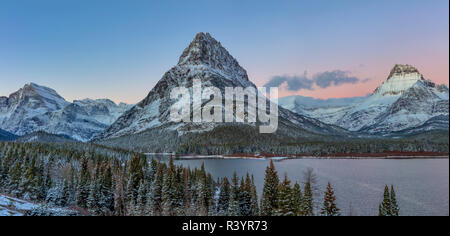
[1,0,448,103]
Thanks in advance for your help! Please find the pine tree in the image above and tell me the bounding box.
[230,171,240,216]
[217,177,231,216]
[276,174,295,216]
[182,168,192,216]
[321,182,340,216]
[379,185,391,216]
[238,175,252,216]
[390,185,399,216]
[250,175,259,216]
[135,181,147,215]
[261,160,279,216]
[291,182,303,216]
[161,158,176,216]
[126,155,144,204]
[195,165,209,216]
[114,171,125,216]
[100,164,114,214]
[87,181,100,213]
[150,162,164,216]
[303,168,318,216]
[303,181,313,216]
[77,156,90,208]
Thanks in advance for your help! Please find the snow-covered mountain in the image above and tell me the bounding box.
[95,32,349,152]
[279,64,449,135]
[0,83,131,141]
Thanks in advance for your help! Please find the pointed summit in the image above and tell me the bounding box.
[7,83,69,110]
[178,32,249,83]
[373,64,425,96]
[95,32,346,149]
[388,64,423,80]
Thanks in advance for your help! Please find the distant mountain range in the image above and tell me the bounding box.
[0,83,132,141]
[279,64,449,136]
[1,33,448,154]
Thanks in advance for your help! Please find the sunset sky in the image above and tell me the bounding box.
[1,0,448,104]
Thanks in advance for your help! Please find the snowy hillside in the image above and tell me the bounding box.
[0,194,79,216]
[279,64,449,135]
[0,83,132,141]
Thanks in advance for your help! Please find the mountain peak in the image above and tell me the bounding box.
[388,64,423,80]
[6,83,69,111]
[373,64,425,96]
[177,32,249,82]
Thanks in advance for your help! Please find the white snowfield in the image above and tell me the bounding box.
[0,194,38,216]
[279,64,449,134]
[0,194,78,216]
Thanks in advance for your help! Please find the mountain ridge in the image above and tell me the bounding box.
[279,64,449,135]
[0,83,132,141]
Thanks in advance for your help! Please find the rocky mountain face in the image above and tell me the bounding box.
[0,83,131,141]
[279,64,449,135]
[95,32,349,153]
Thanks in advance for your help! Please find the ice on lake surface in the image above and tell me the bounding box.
[148,156,449,216]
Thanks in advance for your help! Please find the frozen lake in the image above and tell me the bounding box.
[148,156,449,216]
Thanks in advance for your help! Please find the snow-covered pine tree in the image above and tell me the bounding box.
[136,181,147,215]
[250,175,259,216]
[182,168,192,216]
[76,156,90,209]
[114,170,125,216]
[379,185,391,216]
[261,160,279,216]
[238,175,252,216]
[303,181,313,216]
[320,182,341,216]
[291,182,303,216]
[218,177,231,216]
[231,171,240,216]
[275,174,295,216]
[390,185,399,216]
[161,158,176,216]
[151,162,164,216]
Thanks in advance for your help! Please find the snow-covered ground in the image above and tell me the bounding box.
[0,194,78,216]
[0,194,37,216]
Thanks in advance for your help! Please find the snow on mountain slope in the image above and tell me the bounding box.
[95,32,348,150]
[373,64,424,96]
[279,64,449,135]
[279,96,367,124]
[360,79,449,134]
[0,83,70,136]
[0,83,131,141]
